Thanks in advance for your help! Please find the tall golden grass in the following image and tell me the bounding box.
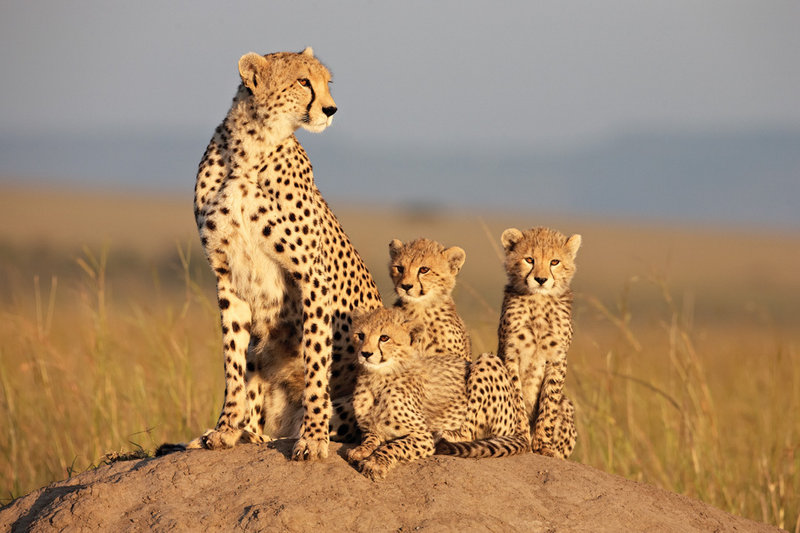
[0,189,797,530]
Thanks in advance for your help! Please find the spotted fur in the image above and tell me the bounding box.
[347,308,529,481]
[388,238,471,360]
[498,226,580,459]
[190,47,381,461]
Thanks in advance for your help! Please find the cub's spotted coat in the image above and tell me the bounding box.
[389,238,471,359]
[347,307,529,481]
[191,48,381,461]
[498,226,580,459]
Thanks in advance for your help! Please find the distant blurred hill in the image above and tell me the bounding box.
[1,127,798,228]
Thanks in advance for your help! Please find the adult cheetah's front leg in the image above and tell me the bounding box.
[292,266,334,460]
[205,257,253,449]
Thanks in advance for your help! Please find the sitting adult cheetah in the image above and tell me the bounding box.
[192,47,381,461]
[388,238,472,359]
[347,307,529,481]
[498,226,580,459]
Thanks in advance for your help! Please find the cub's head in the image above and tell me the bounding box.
[237,47,337,134]
[501,227,581,296]
[351,307,424,374]
[388,238,466,303]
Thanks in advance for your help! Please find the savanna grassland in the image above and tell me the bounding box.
[1,184,798,530]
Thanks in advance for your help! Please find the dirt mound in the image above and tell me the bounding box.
[1,441,778,532]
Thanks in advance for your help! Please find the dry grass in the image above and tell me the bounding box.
[0,186,798,530]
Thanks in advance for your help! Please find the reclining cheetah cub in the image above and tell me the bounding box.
[388,238,471,359]
[347,307,529,481]
[190,47,381,461]
[498,226,580,459]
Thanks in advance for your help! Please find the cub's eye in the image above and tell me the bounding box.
[394,265,404,274]
[297,78,310,87]
[379,335,390,342]
[524,257,534,265]
[550,259,560,266]
[356,332,365,341]
[418,267,430,274]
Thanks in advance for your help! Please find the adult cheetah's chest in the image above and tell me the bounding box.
[199,143,318,314]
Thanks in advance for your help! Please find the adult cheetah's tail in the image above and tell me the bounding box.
[434,434,530,458]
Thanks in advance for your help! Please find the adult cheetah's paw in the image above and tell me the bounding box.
[292,435,329,461]
[359,457,390,481]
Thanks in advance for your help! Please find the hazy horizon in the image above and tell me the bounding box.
[1,1,798,229]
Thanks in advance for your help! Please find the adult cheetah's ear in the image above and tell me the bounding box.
[238,53,269,91]
[301,46,314,57]
[444,246,466,274]
[565,234,582,259]
[388,239,404,260]
[501,228,524,252]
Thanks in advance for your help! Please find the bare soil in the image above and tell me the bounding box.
[0,441,780,532]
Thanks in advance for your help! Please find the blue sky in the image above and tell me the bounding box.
[2,1,798,146]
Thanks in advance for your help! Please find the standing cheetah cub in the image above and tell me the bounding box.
[388,238,471,359]
[498,226,580,459]
[347,307,529,481]
[191,48,381,461]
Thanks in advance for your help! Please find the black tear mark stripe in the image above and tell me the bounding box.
[305,78,315,113]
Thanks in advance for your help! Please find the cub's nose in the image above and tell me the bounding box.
[400,284,413,291]
[534,277,548,286]
[322,106,338,117]
[360,351,373,359]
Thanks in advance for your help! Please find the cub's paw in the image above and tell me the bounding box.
[347,445,374,463]
[292,435,329,461]
[201,428,242,450]
[532,444,557,458]
[359,457,390,481]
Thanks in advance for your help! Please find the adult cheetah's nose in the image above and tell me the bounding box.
[400,283,413,292]
[534,277,548,286]
[360,351,373,359]
[322,106,337,117]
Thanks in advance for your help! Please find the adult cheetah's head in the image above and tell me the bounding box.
[237,47,337,134]
[501,227,581,296]
[351,307,424,374]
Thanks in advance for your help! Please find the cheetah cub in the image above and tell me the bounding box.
[388,238,471,359]
[498,226,581,459]
[347,307,529,481]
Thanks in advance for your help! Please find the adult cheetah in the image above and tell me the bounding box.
[192,47,381,461]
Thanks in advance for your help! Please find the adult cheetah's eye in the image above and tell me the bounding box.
[297,78,310,87]
[524,257,534,265]
[418,267,430,274]
[550,259,560,266]
[379,335,390,343]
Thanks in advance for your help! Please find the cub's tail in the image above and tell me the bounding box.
[435,434,530,458]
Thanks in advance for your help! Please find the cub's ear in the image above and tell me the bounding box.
[565,234,582,258]
[238,53,270,91]
[444,246,466,274]
[501,228,524,252]
[350,307,368,326]
[301,46,314,57]
[388,239,404,260]
[405,320,426,346]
